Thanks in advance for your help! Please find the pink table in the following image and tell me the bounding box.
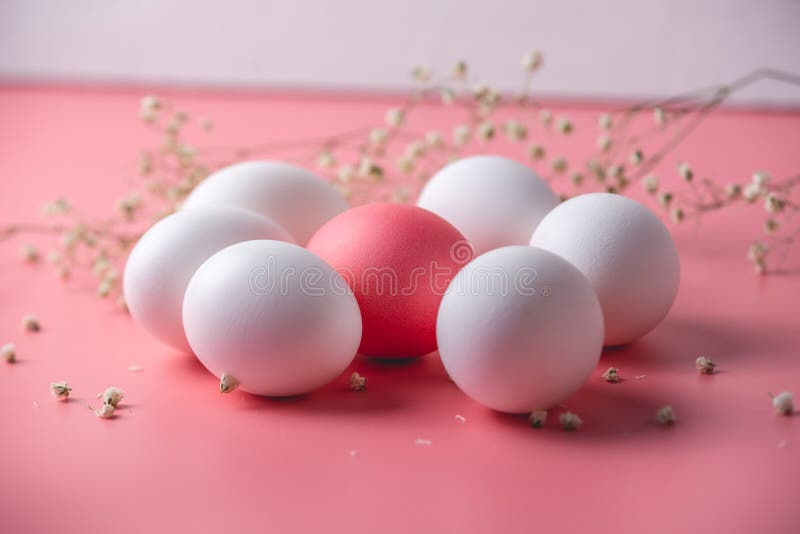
[1,85,798,534]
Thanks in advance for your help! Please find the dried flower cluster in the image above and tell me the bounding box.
[49,381,72,401]
[695,356,717,374]
[602,367,621,383]
[1,342,16,363]
[2,57,798,293]
[219,372,240,394]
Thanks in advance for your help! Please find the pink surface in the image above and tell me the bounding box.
[1,85,799,534]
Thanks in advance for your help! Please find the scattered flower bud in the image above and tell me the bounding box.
[556,117,573,134]
[503,120,528,141]
[569,172,584,187]
[521,51,544,72]
[22,314,40,332]
[764,193,784,214]
[597,135,612,152]
[440,88,455,105]
[695,356,716,374]
[369,128,389,146]
[337,165,355,183]
[743,183,762,203]
[527,143,546,161]
[559,411,582,431]
[655,405,676,425]
[772,392,794,415]
[50,381,71,401]
[220,373,240,394]
[99,387,125,408]
[629,149,644,165]
[411,66,431,84]
[538,109,552,126]
[349,372,367,391]
[477,121,495,140]
[641,174,659,194]
[725,183,741,199]
[385,108,405,128]
[653,107,666,125]
[764,219,779,234]
[453,124,471,146]
[316,152,336,169]
[95,404,116,418]
[597,113,612,130]
[752,171,771,187]
[2,343,16,363]
[550,157,568,174]
[602,367,621,383]
[747,242,769,261]
[677,162,693,182]
[670,207,685,224]
[528,409,547,428]
[452,60,468,80]
[657,191,673,208]
[20,244,39,263]
[425,130,443,148]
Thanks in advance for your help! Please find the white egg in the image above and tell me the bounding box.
[437,246,604,414]
[530,193,680,346]
[417,155,558,255]
[182,240,362,396]
[183,160,349,245]
[123,206,294,351]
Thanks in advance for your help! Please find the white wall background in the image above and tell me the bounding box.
[1,0,799,105]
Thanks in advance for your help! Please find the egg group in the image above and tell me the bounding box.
[531,193,680,345]
[437,246,604,413]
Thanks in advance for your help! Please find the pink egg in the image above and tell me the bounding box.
[307,203,472,358]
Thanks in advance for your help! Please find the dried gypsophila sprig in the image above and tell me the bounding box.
[695,356,716,374]
[95,404,116,418]
[50,381,72,401]
[2,59,799,282]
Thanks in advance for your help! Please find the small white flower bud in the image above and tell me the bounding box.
[22,314,40,332]
[550,157,568,174]
[670,207,685,224]
[598,113,613,130]
[528,409,547,428]
[477,121,495,141]
[95,404,116,418]
[2,343,16,363]
[425,130,443,148]
[559,411,582,431]
[695,356,716,374]
[555,117,573,135]
[725,184,741,199]
[677,162,693,182]
[20,244,39,263]
[316,152,336,169]
[772,391,794,415]
[743,183,762,203]
[453,125,471,147]
[538,109,552,126]
[641,175,659,194]
[385,108,405,128]
[752,171,771,187]
[99,386,125,408]
[653,108,666,125]
[50,381,71,401]
[629,149,644,165]
[655,406,676,425]
[602,367,621,383]
[521,51,544,72]
[597,135,612,152]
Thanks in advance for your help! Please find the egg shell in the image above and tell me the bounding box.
[437,246,604,413]
[123,206,294,351]
[530,193,680,345]
[417,155,559,255]
[183,160,349,245]
[182,240,362,396]
[306,202,471,358]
